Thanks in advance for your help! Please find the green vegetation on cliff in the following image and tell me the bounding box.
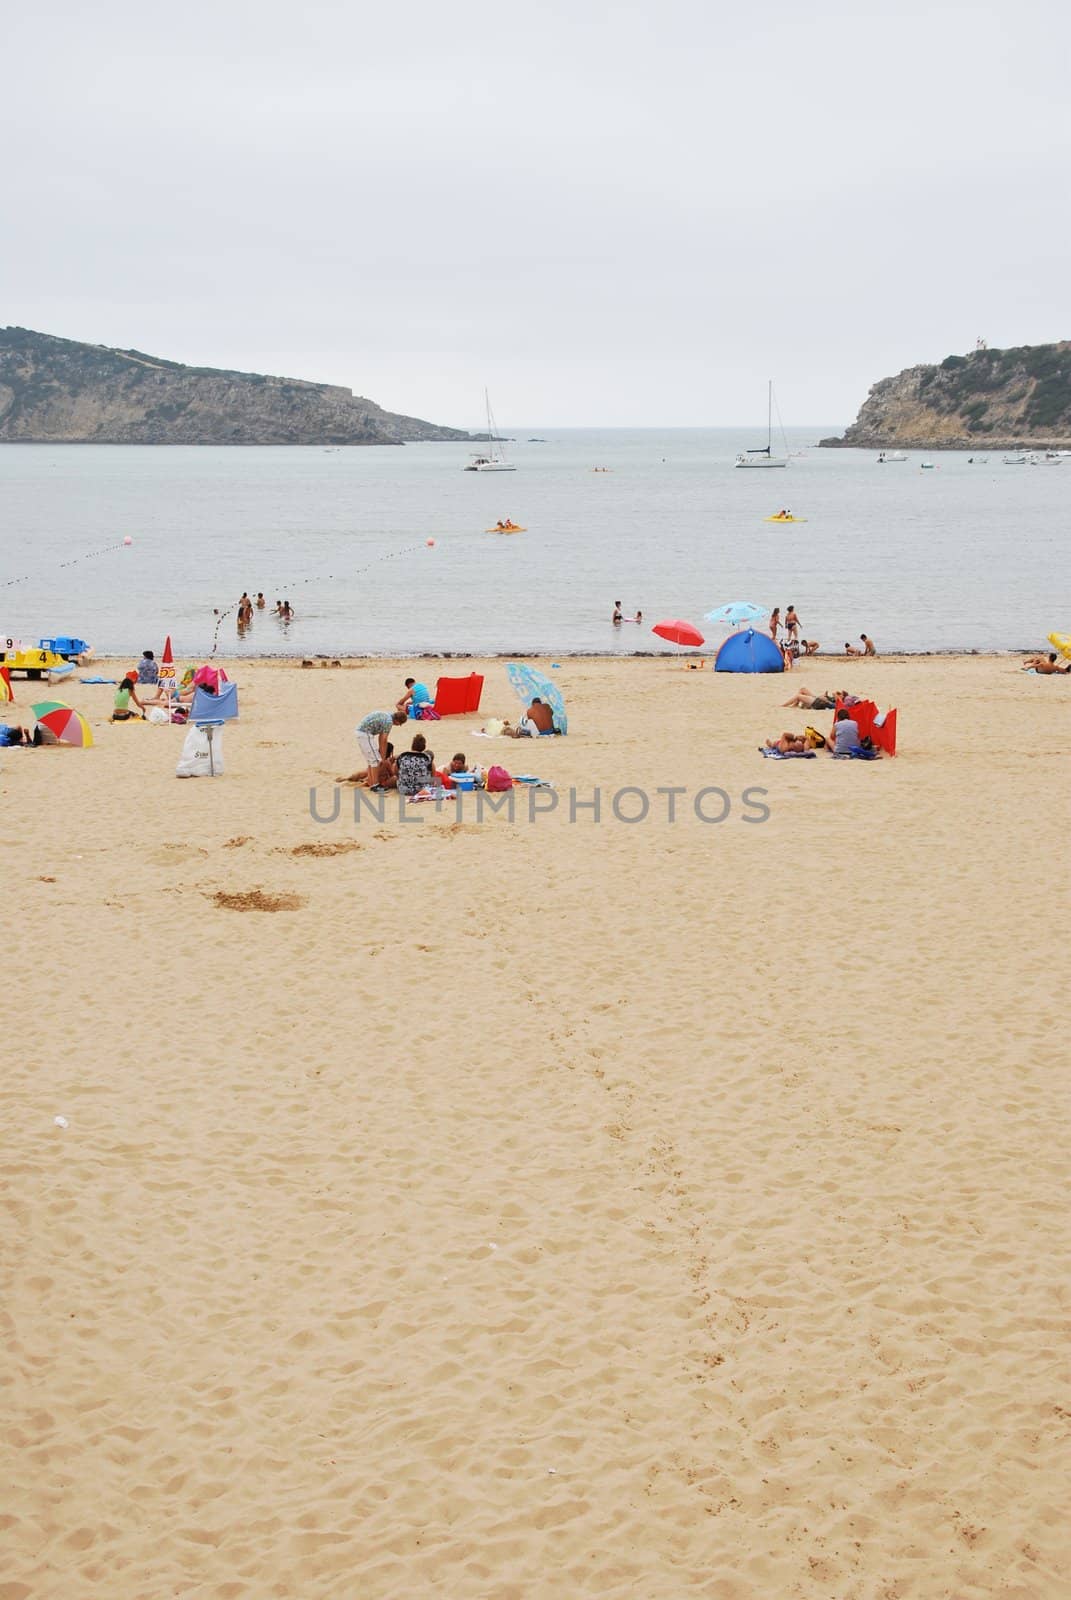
[822,341,1071,449]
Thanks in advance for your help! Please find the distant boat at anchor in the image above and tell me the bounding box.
[463,390,516,472]
[735,380,788,469]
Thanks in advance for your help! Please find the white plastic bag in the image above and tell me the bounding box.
[176,724,224,777]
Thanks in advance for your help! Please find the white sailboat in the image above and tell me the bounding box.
[463,390,516,472]
[735,380,788,469]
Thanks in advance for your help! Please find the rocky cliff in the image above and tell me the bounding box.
[0,327,472,445]
[821,342,1071,450]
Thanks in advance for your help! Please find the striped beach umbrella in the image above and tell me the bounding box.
[29,700,94,747]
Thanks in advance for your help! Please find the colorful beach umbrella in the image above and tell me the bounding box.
[652,620,705,649]
[505,662,568,734]
[29,700,94,747]
[704,601,766,627]
[0,665,12,703]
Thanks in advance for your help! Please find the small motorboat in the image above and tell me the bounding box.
[877,451,908,463]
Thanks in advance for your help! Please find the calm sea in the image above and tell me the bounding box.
[1,430,1067,657]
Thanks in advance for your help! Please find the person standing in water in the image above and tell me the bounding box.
[612,601,623,624]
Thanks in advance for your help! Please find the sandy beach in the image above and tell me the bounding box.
[2,653,1068,1599]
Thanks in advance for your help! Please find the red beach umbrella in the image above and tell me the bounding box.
[162,635,173,664]
[652,619,705,649]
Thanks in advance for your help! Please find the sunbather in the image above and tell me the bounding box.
[1022,653,1070,674]
[764,729,824,753]
[783,686,836,710]
[504,697,555,736]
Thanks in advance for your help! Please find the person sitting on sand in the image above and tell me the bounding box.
[844,640,861,656]
[111,672,147,721]
[137,648,158,685]
[438,752,468,788]
[829,707,863,754]
[505,698,555,737]
[355,708,408,786]
[860,633,876,656]
[396,677,432,714]
[396,733,436,796]
[1022,652,1070,674]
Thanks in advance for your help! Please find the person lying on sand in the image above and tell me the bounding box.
[1022,653,1070,674]
[764,729,825,754]
[782,686,838,710]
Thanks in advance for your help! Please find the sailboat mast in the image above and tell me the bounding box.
[767,379,772,456]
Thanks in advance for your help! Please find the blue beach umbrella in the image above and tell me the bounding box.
[505,662,568,734]
[703,601,767,628]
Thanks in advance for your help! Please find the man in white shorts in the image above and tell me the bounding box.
[356,708,408,785]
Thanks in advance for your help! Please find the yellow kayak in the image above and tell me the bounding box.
[764,514,807,523]
[486,525,526,533]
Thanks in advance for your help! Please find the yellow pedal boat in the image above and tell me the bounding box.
[1,646,71,678]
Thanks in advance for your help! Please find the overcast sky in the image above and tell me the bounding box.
[4,0,1069,428]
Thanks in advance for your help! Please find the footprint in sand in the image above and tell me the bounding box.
[149,843,209,866]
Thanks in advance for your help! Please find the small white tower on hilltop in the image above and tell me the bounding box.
[976,336,988,351]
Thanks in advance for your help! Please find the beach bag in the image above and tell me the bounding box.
[418,705,441,721]
[176,724,224,777]
[485,764,512,792]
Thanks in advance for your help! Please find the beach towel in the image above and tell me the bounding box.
[80,676,117,684]
[760,748,816,759]
[405,787,456,803]
[832,748,880,760]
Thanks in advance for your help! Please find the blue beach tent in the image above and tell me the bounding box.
[714,628,784,673]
